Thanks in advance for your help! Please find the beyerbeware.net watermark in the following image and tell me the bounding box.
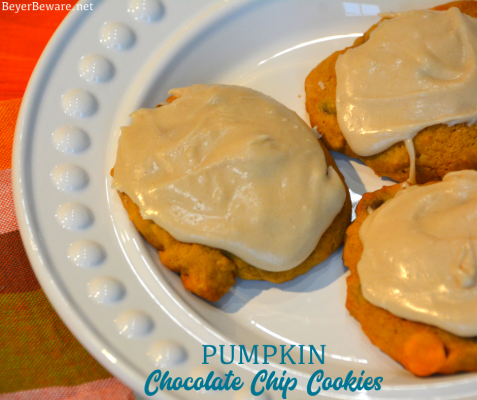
[2,2,93,12]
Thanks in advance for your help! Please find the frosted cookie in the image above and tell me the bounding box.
[344,170,477,376]
[305,1,477,184]
[113,85,351,301]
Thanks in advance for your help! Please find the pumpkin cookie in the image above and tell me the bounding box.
[344,177,477,376]
[305,1,477,184]
[113,85,351,301]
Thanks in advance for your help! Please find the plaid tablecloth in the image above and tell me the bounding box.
[0,2,140,398]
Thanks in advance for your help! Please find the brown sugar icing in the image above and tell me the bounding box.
[358,170,477,336]
[336,8,477,182]
[113,84,346,272]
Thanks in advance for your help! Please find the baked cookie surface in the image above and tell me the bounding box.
[305,1,477,184]
[343,182,477,376]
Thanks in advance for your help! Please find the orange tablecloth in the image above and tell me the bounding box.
[0,1,137,398]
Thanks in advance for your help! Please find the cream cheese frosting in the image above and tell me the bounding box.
[358,170,477,337]
[113,84,346,272]
[336,7,477,158]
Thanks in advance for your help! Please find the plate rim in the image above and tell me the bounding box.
[11,2,180,396]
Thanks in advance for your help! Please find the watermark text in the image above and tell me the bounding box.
[2,2,94,13]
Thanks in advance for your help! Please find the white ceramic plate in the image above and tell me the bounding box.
[13,0,477,399]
